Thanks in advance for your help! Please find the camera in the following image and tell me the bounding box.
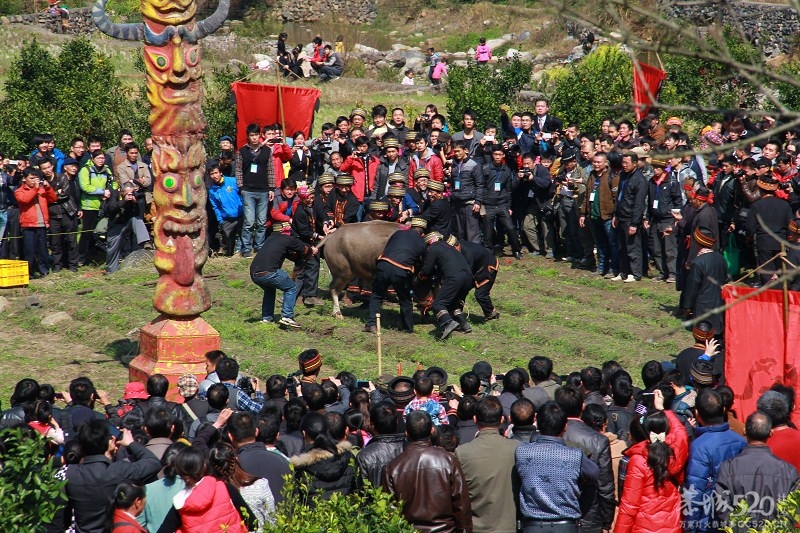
[433,143,444,153]
[318,140,333,152]
[237,375,255,395]
[520,169,532,180]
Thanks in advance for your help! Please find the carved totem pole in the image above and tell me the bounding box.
[93,0,229,396]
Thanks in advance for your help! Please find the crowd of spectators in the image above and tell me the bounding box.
[1,347,799,533]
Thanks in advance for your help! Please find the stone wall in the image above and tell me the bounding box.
[275,0,377,24]
[658,0,799,56]
[0,7,97,35]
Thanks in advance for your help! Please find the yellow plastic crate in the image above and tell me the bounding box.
[0,260,29,288]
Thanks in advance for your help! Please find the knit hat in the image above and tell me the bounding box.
[388,172,407,184]
[427,180,445,192]
[336,174,355,186]
[369,200,390,211]
[693,227,716,249]
[123,381,149,401]
[445,234,459,247]
[388,376,416,407]
[177,374,199,398]
[414,168,431,179]
[690,359,717,386]
[350,108,368,120]
[665,117,683,127]
[62,157,79,167]
[298,349,322,375]
[298,186,312,199]
[387,186,406,198]
[318,173,336,185]
[757,175,779,191]
[425,232,443,244]
[410,217,428,230]
[383,137,399,148]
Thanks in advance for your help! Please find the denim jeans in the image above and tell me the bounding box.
[251,268,299,320]
[590,217,619,274]
[0,209,7,255]
[241,191,269,253]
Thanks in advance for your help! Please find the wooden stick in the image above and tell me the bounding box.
[276,64,286,134]
[376,313,383,376]
[782,244,789,334]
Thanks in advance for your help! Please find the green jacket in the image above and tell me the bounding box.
[78,161,115,211]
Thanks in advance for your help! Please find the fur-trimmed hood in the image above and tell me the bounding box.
[290,440,353,468]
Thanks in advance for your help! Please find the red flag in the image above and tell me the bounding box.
[632,62,667,121]
[723,285,800,427]
[231,82,321,148]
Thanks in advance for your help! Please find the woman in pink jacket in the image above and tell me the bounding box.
[615,391,689,533]
[475,37,492,64]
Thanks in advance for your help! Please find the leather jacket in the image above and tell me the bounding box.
[383,440,473,532]
[563,419,616,532]
[356,433,405,487]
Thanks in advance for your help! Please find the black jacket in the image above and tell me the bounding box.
[458,239,498,286]
[712,172,740,227]
[615,169,648,225]
[291,441,358,502]
[683,250,729,333]
[646,175,682,222]
[356,433,406,487]
[481,162,517,207]
[292,203,317,244]
[49,173,80,219]
[250,232,311,274]
[420,241,472,281]
[746,195,793,251]
[237,440,292,505]
[379,229,426,272]
[563,419,616,532]
[65,443,161,533]
[127,396,194,440]
[449,157,484,204]
[421,197,452,235]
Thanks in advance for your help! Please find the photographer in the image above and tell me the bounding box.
[104,181,151,274]
[216,357,265,413]
[481,145,523,259]
[15,167,57,277]
[309,123,341,177]
[0,158,23,259]
[48,157,82,272]
[520,152,557,257]
[554,148,587,267]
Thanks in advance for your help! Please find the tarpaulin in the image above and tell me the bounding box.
[632,62,667,121]
[723,285,800,427]
[231,82,321,148]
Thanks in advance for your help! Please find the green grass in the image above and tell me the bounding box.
[0,252,691,402]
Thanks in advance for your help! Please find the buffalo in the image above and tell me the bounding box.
[318,221,401,318]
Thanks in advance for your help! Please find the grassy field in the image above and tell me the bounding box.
[0,251,689,403]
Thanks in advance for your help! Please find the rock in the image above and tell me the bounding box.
[119,249,155,270]
[0,296,9,312]
[506,48,520,58]
[26,295,41,309]
[404,57,425,71]
[252,54,271,62]
[608,31,623,41]
[502,34,513,40]
[0,16,9,24]
[42,311,71,326]
[485,38,509,50]
[483,19,492,26]
[452,52,467,60]
[386,49,426,62]
[467,47,475,56]
[453,60,468,68]
[517,30,532,41]
[414,33,423,37]
[391,43,410,51]
[376,60,391,69]
[352,43,381,55]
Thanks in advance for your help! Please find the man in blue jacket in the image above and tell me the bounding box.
[208,164,243,256]
[684,388,747,532]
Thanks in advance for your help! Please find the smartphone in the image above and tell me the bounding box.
[542,133,552,140]
[484,135,495,142]
[356,380,370,389]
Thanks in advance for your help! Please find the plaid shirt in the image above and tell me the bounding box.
[404,397,449,426]
[222,383,264,413]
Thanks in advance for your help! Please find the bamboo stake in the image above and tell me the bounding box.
[376,313,383,376]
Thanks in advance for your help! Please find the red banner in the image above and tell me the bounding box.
[632,62,667,121]
[231,82,321,148]
[723,285,800,427]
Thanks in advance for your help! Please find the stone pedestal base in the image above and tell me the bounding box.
[129,314,220,402]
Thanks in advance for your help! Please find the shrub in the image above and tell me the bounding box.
[535,44,633,133]
[203,63,250,153]
[445,56,532,129]
[0,429,67,532]
[263,474,416,533]
[0,37,148,155]
[723,489,800,533]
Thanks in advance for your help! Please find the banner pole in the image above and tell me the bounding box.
[376,313,383,376]
[275,64,286,135]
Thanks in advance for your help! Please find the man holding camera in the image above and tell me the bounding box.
[104,181,151,274]
[15,167,57,277]
[447,140,483,243]
[48,157,82,272]
[481,145,523,259]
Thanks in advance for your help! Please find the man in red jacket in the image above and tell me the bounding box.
[263,124,293,189]
[339,135,379,219]
[14,167,57,277]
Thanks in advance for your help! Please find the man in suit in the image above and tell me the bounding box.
[531,99,563,157]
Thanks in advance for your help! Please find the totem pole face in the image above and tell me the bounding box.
[141,0,196,26]
[152,137,210,315]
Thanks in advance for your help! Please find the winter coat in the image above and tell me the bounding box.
[684,422,747,532]
[356,433,405,487]
[78,161,115,211]
[111,509,147,533]
[615,410,689,533]
[408,149,445,185]
[15,183,57,228]
[208,176,242,222]
[290,440,358,502]
[173,476,248,533]
[339,153,380,202]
